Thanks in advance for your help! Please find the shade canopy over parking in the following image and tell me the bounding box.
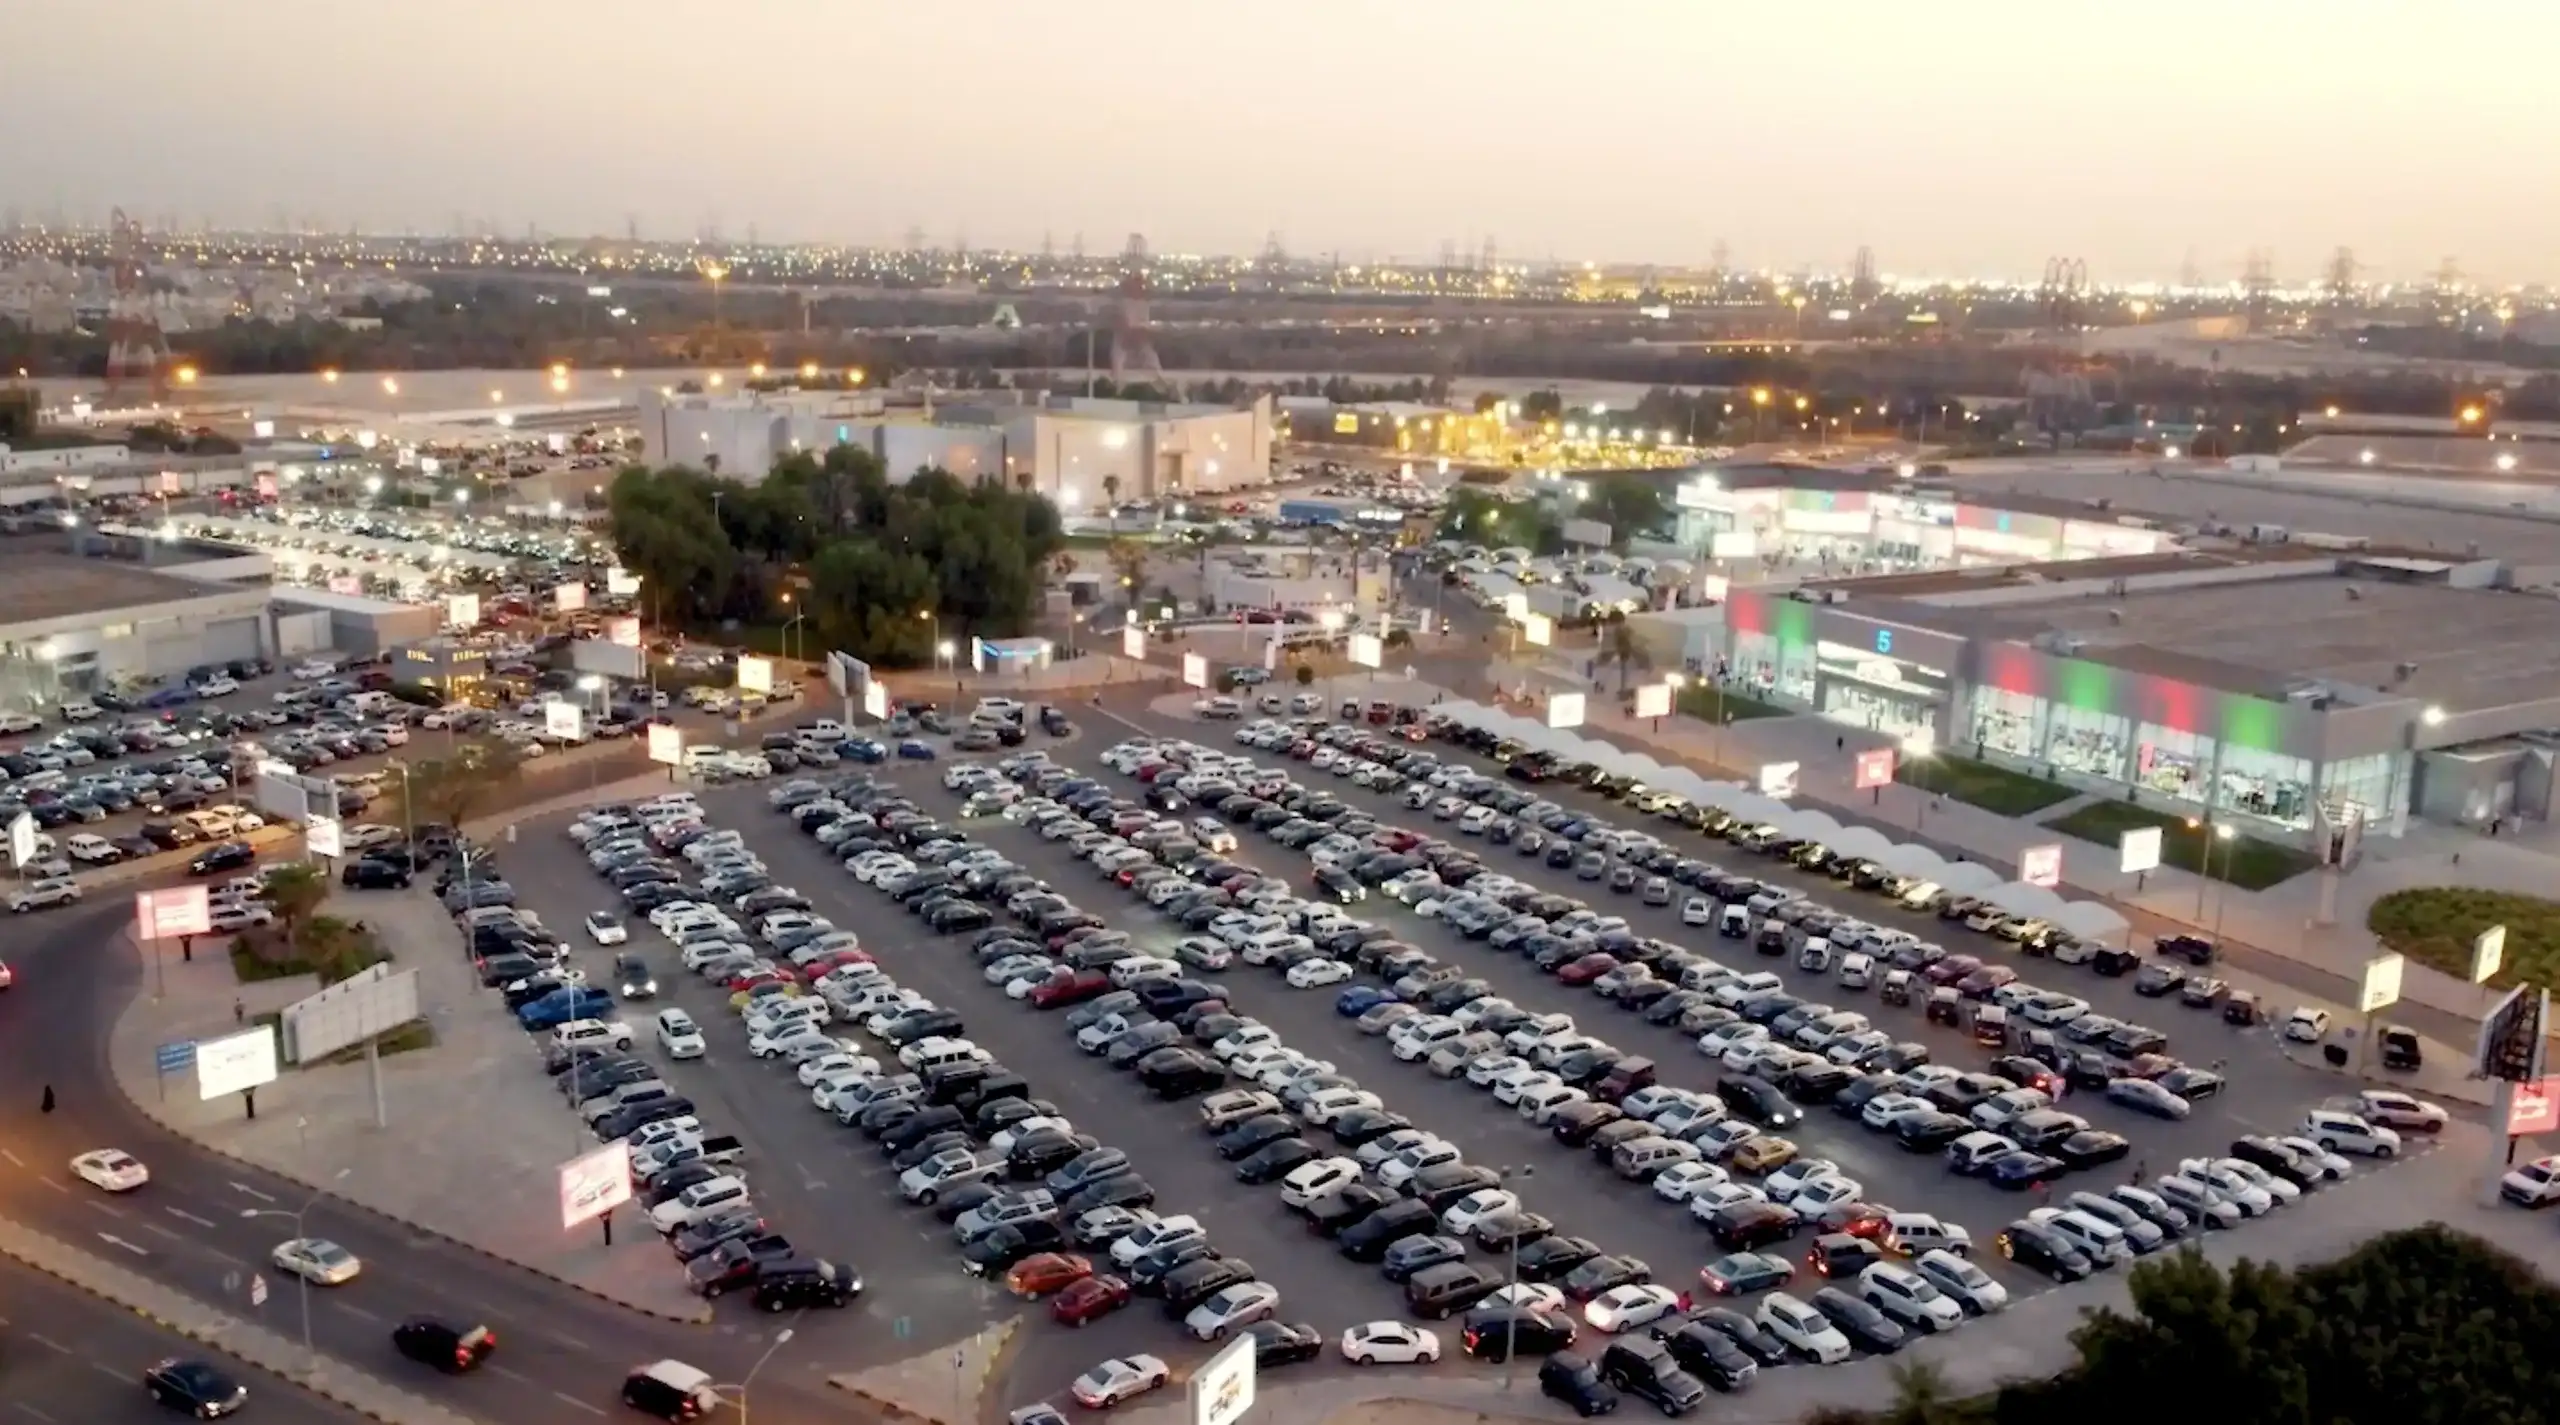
[1424,701,2128,944]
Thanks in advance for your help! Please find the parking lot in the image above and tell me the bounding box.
[462,697,2457,1413]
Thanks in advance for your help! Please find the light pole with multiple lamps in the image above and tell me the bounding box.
[238,1167,350,1376]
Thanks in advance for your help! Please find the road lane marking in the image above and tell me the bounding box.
[166,1207,217,1229]
[14,1402,59,1422]
[37,1178,66,1194]
[552,1391,608,1416]
[141,1222,184,1243]
[229,1182,277,1203]
[83,1199,124,1218]
[334,1301,383,1322]
[0,1148,23,1167]
[26,1333,70,1353]
[89,1362,126,1381]
[488,1364,534,1383]
[95,1233,148,1256]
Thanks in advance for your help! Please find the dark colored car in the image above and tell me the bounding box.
[1459,1306,1576,1362]
[390,1317,497,1373]
[1538,1351,1622,1418]
[1243,1320,1325,1369]
[144,1358,248,1416]
[1997,1220,2093,1282]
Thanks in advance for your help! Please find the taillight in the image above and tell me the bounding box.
[454,1350,469,1365]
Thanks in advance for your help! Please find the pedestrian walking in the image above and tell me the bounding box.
[2131,1158,2148,1186]
[40,1084,55,1114]
[233,997,246,1025]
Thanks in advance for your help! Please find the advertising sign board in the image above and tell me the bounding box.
[1544,692,1585,730]
[2358,952,2406,1014]
[862,683,889,720]
[1182,653,1208,689]
[2473,924,2508,985]
[1187,1333,1258,1425]
[606,617,641,648]
[304,815,342,860]
[554,582,588,613]
[544,701,585,741]
[8,810,35,868]
[1562,518,1613,549]
[1122,626,1145,661]
[445,593,481,628]
[569,640,645,682]
[196,1026,279,1101]
[1758,761,1800,798]
[605,569,642,597]
[1522,614,1553,648]
[2019,843,2064,889]
[1347,633,1383,669]
[2510,1077,2560,1136]
[735,655,774,694]
[645,723,684,767]
[1632,683,1672,720]
[135,885,212,939]
[557,1142,633,1229]
[2119,825,2164,875]
[1852,748,1896,791]
[278,964,422,1065]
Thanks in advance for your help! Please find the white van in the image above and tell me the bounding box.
[654,1011,707,1059]
[899,1037,984,1073]
[1837,953,1876,989]
[1717,904,1752,938]
[64,833,122,864]
[343,690,396,716]
[680,745,729,775]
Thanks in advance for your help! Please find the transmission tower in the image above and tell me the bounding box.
[1850,245,1879,302]
[1437,238,1459,283]
[903,224,927,255]
[104,208,171,402]
[2039,257,2088,329]
[2177,249,2201,290]
[2433,256,2465,296]
[1109,233,1165,380]
[2241,249,2276,316]
[1479,235,1497,276]
[1260,230,1287,272]
[2323,246,2359,304]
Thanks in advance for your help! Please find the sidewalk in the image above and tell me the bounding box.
[0,1215,486,1425]
[107,770,715,1324]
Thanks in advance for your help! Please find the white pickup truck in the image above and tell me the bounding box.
[634,1133,747,1180]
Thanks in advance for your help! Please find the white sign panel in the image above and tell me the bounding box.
[135,885,212,939]
[1701,573,1730,602]
[2359,952,2406,1014]
[735,655,774,694]
[861,682,889,720]
[1710,530,1759,560]
[557,1142,633,1229]
[606,617,642,648]
[445,592,481,629]
[544,700,585,741]
[2019,843,2064,889]
[2474,924,2509,985]
[605,569,642,597]
[304,814,343,860]
[278,964,422,1065]
[1122,626,1146,661]
[1522,614,1553,648]
[8,810,35,868]
[1347,633,1383,669]
[1188,1331,1258,1425]
[2118,825,2163,875]
[1758,761,1801,799]
[1181,652,1209,689]
[1632,683,1673,719]
[196,1026,279,1101]
[1545,692,1586,730]
[645,723,684,767]
[1502,592,1529,623]
[554,581,588,613]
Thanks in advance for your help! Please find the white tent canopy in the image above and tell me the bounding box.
[1877,844,1951,881]
[2051,901,2131,945]
[1782,810,1845,842]
[1986,881,2070,921]
[1933,862,2004,895]
[1829,826,1895,863]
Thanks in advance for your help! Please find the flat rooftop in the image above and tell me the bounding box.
[1916,576,2560,712]
[0,538,239,628]
[1812,548,2327,598]
[1942,465,2560,564]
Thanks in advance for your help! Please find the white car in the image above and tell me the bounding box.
[1437,1188,1519,1237]
[270,1237,362,1285]
[2503,1155,2560,1208]
[1279,1160,1362,1212]
[585,912,629,945]
[655,1010,708,1059]
[1679,898,1717,927]
[1912,1248,2007,1314]
[1112,1215,1206,1268]
[2280,1006,2331,1043]
[1650,1161,1730,1204]
[1338,1322,1440,1365]
[1070,1356,1172,1409]
[1858,1263,1963,1333]
[1182,1281,1281,1341]
[2302,1108,2401,1158]
[2356,1089,2449,1132]
[1757,1292,1853,1364]
[1785,1175,1865,1217]
[1285,958,1350,989]
[1583,1284,1680,1334]
[1465,1054,1529,1089]
[1483,1282,1567,1313]
[72,1149,149,1192]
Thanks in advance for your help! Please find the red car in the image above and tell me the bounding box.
[726,968,791,993]
[803,950,873,976]
[1050,1273,1133,1327]
[1556,954,1620,986]
[1032,970,1112,1009]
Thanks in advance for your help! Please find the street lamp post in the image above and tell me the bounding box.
[1499,1164,1535,1391]
[2189,817,2216,919]
[716,1322,798,1425]
[937,640,960,702]
[781,613,808,667]
[239,1168,349,1376]
[2210,823,2237,943]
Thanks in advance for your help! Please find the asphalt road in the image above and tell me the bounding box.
[0,1255,376,1425]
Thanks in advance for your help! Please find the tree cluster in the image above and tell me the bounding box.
[605,445,1063,667]
[1812,1226,2560,1425]
[1432,477,1669,555]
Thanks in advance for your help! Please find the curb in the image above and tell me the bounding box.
[0,1222,489,1425]
[829,1317,1020,1425]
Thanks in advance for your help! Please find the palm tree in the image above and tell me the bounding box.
[1605,620,1647,694]
[1882,1360,1957,1425]
[1107,539,1149,612]
[1014,470,1034,496]
[260,864,329,952]
[1101,474,1122,533]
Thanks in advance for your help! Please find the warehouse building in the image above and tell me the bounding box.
[0,532,274,712]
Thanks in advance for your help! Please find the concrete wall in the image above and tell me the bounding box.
[0,444,134,475]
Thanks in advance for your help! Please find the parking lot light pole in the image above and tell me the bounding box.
[2209,823,2236,944]
[717,1321,797,1425]
[240,1167,348,1376]
[1500,1163,1534,1391]
[2188,817,2216,919]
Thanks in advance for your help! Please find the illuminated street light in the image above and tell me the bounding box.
[2359,448,2377,465]
[174,364,199,386]
[800,362,819,380]
[320,368,340,384]
[935,640,956,660]
[2423,706,2447,727]
[381,377,400,395]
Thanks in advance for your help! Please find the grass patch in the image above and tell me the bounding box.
[312,1020,437,1066]
[1675,684,1793,723]
[228,928,392,985]
[1901,752,2078,817]
[2370,888,2560,990]
[2045,799,2318,890]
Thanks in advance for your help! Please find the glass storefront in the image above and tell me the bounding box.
[2220,745,2314,827]
[2046,703,2131,780]
[2135,724,2216,801]
[1970,688,2043,759]
[1729,631,1816,706]
[1813,640,1948,740]
[2321,753,2398,830]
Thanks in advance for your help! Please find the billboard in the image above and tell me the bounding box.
[1630,683,1672,720]
[326,575,362,596]
[1501,591,1528,623]
[445,593,481,629]
[826,651,870,697]
[645,723,684,766]
[735,655,774,694]
[2510,1077,2560,1137]
[605,568,642,597]
[253,764,329,825]
[1182,653,1208,689]
[557,1142,633,1229]
[606,617,642,648]
[1522,614,1553,648]
[8,810,35,868]
[254,471,278,500]
[1701,574,1730,602]
[2357,952,2405,1014]
[544,701,585,741]
[2473,924,2508,985]
[554,581,588,613]
[2478,986,2551,1083]
[1562,518,1613,549]
[2019,843,2064,889]
[277,963,424,1064]
[135,885,212,939]
[1121,626,1145,661]
[1852,747,1896,791]
[2119,825,2164,875]
[304,815,343,860]
[1758,761,1800,798]
[1188,1332,1258,1425]
[1544,692,1585,730]
[196,1026,279,1101]
[861,682,889,720]
[1709,530,1757,560]
[569,640,645,682]
[1347,633,1383,669]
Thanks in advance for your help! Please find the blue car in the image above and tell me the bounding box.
[841,738,888,764]
[142,686,197,708]
[1335,986,1392,1017]
[517,987,613,1030]
[896,739,937,761]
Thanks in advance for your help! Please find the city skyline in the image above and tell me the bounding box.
[6,0,2556,285]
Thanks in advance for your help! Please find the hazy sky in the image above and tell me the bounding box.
[9,0,2553,285]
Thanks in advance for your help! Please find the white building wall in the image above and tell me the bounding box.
[0,444,135,475]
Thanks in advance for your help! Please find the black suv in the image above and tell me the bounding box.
[1538,1351,1622,1418]
[341,857,412,889]
[751,1258,860,1310]
[1598,1338,1707,1416]
[390,1316,496,1373]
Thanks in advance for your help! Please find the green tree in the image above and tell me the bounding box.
[386,738,527,835]
[261,863,329,951]
[1101,474,1122,532]
[1602,621,1646,693]
[1294,663,1315,687]
[1434,487,1560,553]
[1106,538,1149,605]
[1582,475,1670,551]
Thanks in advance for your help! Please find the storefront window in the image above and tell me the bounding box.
[1970,688,2043,759]
[2134,724,2217,802]
[2320,753,2399,830]
[2221,745,2315,827]
[1772,641,1816,704]
[2044,704,2131,780]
